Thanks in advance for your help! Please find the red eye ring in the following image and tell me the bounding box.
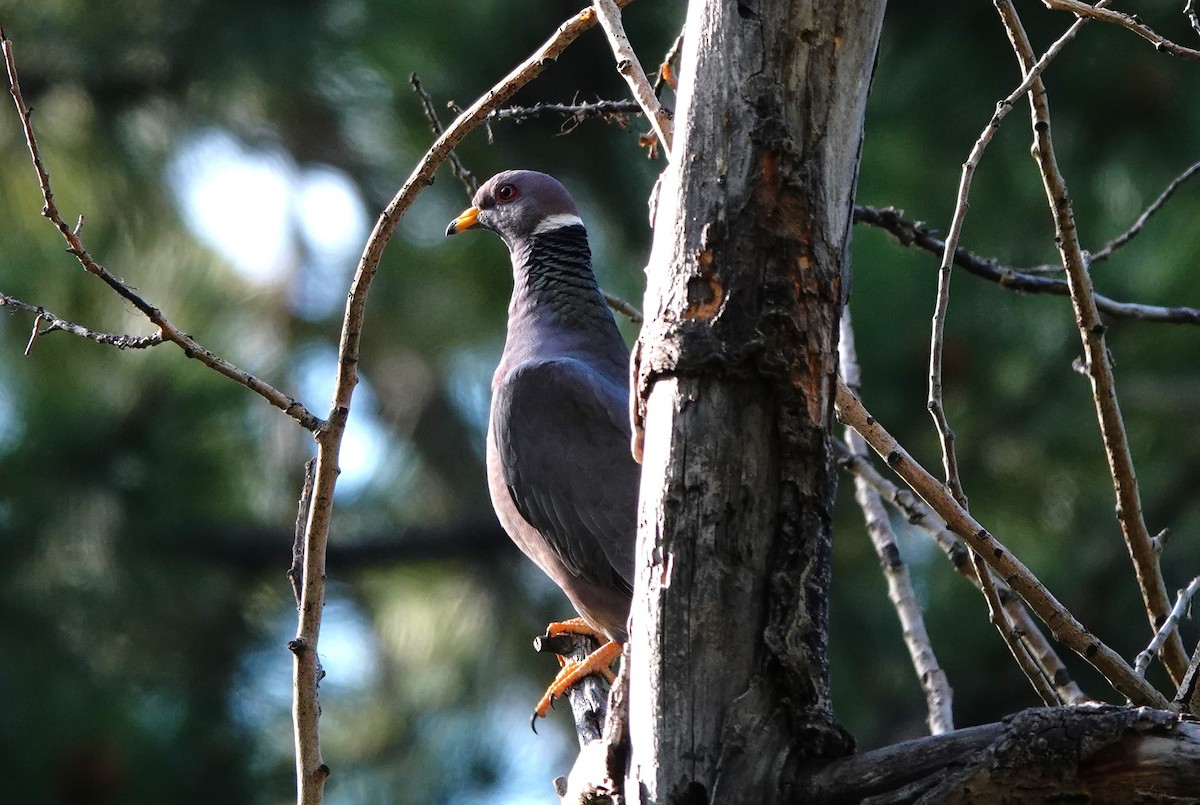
[496,183,518,202]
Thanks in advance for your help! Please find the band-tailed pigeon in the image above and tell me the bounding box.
[446,170,637,722]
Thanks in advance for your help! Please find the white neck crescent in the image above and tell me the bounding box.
[533,213,584,234]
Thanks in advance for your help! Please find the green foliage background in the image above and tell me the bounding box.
[0,1,1197,802]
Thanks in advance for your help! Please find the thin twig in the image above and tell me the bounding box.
[1,292,164,350]
[834,380,1169,708]
[972,548,1061,706]
[487,99,642,126]
[997,0,1189,686]
[1188,0,1200,38]
[592,0,673,156]
[1090,159,1200,264]
[833,440,1088,705]
[840,313,954,735]
[1043,0,1200,60]
[603,290,644,324]
[925,3,1101,511]
[288,459,317,609]
[409,73,477,197]
[854,205,1200,325]
[866,154,1200,274]
[0,27,322,433]
[1175,640,1200,715]
[1136,576,1200,676]
[289,4,636,802]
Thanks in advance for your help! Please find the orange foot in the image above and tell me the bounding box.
[531,619,622,730]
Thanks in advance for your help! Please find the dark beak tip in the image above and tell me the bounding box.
[445,221,457,237]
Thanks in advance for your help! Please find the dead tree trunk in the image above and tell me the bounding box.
[629,0,887,801]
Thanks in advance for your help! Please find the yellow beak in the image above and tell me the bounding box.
[446,206,480,236]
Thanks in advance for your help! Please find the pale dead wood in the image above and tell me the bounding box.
[840,313,954,734]
[835,381,1169,708]
[995,0,1189,686]
[592,0,673,156]
[1136,576,1200,677]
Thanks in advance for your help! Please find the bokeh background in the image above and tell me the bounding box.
[1,1,1198,802]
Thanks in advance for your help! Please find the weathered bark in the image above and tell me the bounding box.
[628,0,887,801]
[805,706,1200,803]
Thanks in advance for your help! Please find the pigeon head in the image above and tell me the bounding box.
[446,170,582,247]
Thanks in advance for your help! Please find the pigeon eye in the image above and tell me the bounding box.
[496,184,518,202]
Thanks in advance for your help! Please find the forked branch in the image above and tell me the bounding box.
[0,292,164,351]
[1043,0,1200,60]
[854,205,1200,326]
[924,1,1107,510]
[995,0,1188,685]
[1136,576,1200,677]
[592,0,674,155]
[835,380,1168,709]
[0,25,322,433]
[834,439,1087,706]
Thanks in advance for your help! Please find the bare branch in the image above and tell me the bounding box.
[409,73,477,197]
[592,0,673,156]
[1090,159,1200,265]
[487,99,642,127]
[1,292,164,351]
[0,28,322,433]
[833,440,1088,706]
[835,380,1169,708]
[1188,0,1200,39]
[603,290,644,325]
[1044,0,1200,60]
[972,548,1061,706]
[1176,641,1200,715]
[289,4,636,801]
[997,0,1189,685]
[841,313,954,735]
[288,459,317,609]
[925,2,1101,510]
[1136,576,1200,677]
[854,205,1200,326]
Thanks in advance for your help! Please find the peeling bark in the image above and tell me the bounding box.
[628,0,887,801]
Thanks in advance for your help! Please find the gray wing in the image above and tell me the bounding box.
[493,358,637,593]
